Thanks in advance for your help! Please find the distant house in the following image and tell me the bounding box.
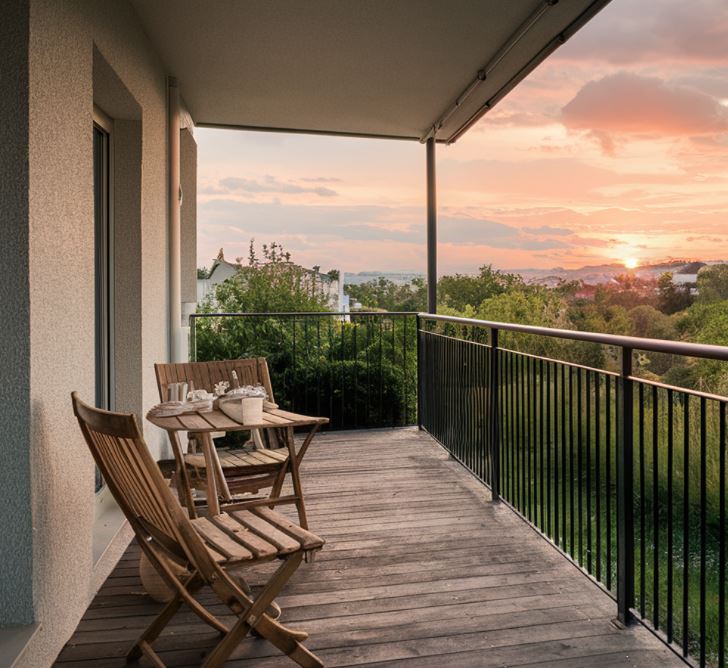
[197,254,240,303]
[198,250,344,310]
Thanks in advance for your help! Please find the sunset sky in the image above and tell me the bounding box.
[196,0,728,276]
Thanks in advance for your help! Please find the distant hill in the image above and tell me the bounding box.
[514,260,724,285]
[344,271,424,286]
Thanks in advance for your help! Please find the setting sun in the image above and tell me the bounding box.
[624,257,639,270]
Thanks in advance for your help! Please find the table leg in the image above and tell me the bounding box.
[198,432,222,515]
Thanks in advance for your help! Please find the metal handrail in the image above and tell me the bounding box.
[191,311,418,318]
[419,312,728,362]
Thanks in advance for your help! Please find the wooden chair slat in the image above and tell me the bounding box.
[251,507,324,550]
[191,517,254,561]
[211,514,278,559]
[231,510,302,554]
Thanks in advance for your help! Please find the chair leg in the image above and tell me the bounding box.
[204,553,321,668]
[127,594,183,661]
[128,562,230,663]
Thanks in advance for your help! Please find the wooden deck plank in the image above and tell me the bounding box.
[54,428,683,667]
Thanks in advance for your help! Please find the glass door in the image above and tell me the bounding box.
[93,117,114,491]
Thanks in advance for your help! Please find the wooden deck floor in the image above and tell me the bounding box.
[55,428,684,667]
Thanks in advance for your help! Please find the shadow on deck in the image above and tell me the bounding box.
[55,428,683,667]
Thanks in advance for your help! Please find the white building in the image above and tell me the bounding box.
[197,251,344,311]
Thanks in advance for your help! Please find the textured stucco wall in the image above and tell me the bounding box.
[0,0,34,627]
[20,0,172,664]
[180,128,198,306]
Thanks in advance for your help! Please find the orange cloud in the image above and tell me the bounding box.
[562,72,728,148]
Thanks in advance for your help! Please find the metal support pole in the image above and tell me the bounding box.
[490,328,501,501]
[426,137,437,314]
[617,346,635,625]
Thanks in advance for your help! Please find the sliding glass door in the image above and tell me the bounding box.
[93,117,114,491]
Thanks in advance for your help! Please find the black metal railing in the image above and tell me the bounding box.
[418,313,728,667]
[190,312,418,430]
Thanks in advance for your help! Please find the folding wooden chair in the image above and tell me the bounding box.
[72,392,324,667]
[154,358,289,515]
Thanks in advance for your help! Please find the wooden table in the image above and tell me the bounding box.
[147,406,328,526]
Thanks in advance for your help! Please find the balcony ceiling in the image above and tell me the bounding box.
[130,0,611,143]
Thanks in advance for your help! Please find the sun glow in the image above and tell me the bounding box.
[624,257,639,270]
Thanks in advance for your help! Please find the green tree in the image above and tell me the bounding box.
[477,287,568,358]
[438,265,523,311]
[205,241,332,314]
[657,272,693,314]
[344,277,426,312]
[674,300,728,393]
[697,264,728,302]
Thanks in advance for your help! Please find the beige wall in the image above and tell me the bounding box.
[19,0,181,663]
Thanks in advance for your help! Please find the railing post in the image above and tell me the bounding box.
[616,346,634,625]
[417,314,423,430]
[189,315,197,362]
[490,327,501,501]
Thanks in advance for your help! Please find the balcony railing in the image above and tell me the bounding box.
[190,311,418,430]
[190,309,727,666]
[419,313,728,668]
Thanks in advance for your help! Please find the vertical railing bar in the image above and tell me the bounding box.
[291,317,297,413]
[531,355,536,525]
[667,388,674,644]
[378,317,383,427]
[586,369,592,574]
[554,360,560,546]
[402,316,408,427]
[524,355,529,518]
[719,400,726,668]
[340,317,345,429]
[540,357,545,532]
[596,371,602,583]
[316,318,322,419]
[352,320,358,429]
[699,396,707,667]
[391,315,396,427]
[617,346,635,626]
[328,317,334,426]
[527,355,532,521]
[490,328,500,501]
[569,364,575,558]
[682,394,690,658]
[511,351,516,504]
[547,360,553,539]
[639,381,646,618]
[561,362,567,551]
[416,316,422,430]
[606,373,613,592]
[652,384,660,631]
[578,367,584,565]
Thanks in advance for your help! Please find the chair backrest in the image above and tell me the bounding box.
[154,358,274,404]
[71,392,199,566]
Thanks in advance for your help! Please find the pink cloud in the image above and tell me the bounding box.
[562,72,728,152]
